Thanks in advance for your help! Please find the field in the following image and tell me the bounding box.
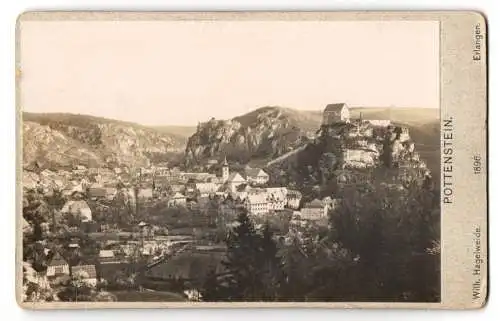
[145,249,226,282]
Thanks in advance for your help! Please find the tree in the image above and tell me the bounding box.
[221,210,262,300]
[255,223,285,300]
[278,224,357,302]
[55,273,116,302]
[44,189,66,233]
[279,231,315,301]
[22,262,56,302]
[23,189,51,239]
[111,190,134,227]
[327,172,440,301]
[23,238,49,272]
[56,273,95,302]
[200,267,225,301]
[204,198,219,227]
[220,211,285,301]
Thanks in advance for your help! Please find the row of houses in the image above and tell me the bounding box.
[45,252,98,286]
[241,187,302,215]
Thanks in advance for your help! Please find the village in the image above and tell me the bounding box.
[22,103,419,302]
[22,145,340,301]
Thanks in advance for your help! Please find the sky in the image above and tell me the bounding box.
[19,20,439,126]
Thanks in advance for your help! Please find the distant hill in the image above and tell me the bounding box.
[151,125,197,140]
[22,112,187,170]
[350,107,438,124]
[184,105,440,175]
[233,106,323,132]
[21,106,440,176]
[184,106,320,166]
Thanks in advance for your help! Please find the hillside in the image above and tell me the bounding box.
[266,119,432,201]
[184,107,318,166]
[21,106,439,176]
[350,107,440,176]
[22,112,187,170]
[184,106,439,175]
[233,106,323,132]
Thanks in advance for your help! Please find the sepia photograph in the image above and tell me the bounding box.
[17,13,445,306]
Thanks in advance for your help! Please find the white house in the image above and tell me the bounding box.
[71,265,98,287]
[342,149,376,168]
[244,168,269,185]
[98,249,121,264]
[244,194,269,216]
[46,252,70,278]
[227,172,247,193]
[196,182,220,197]
[300,199,328,221]
[168,192,187,207]
[323,103,350,125]
[99,250,114,258]
[265,187,288,211]
[286,190,302,209]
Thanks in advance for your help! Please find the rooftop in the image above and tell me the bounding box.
[324,103,348,113]
[227,172,246,183]
[304,199,325,209]
[71,265,97,279]
[48,252,68,267]
[246,194,268,204]
[99,250,115,258]
[61,200,91,214]
[244,168,268,178]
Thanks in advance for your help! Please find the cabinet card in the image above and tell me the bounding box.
[16,11,487,309]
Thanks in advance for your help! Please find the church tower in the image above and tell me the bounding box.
[222,156,229,182]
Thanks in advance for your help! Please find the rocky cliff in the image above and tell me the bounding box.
[23,113,187,170]
[184,107,319,165]
[266,120,430,199]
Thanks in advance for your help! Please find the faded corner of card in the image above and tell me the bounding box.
[466,10,488,27]
[16,11,39,25]
[465,281,489,310]
[16,289,37,311]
